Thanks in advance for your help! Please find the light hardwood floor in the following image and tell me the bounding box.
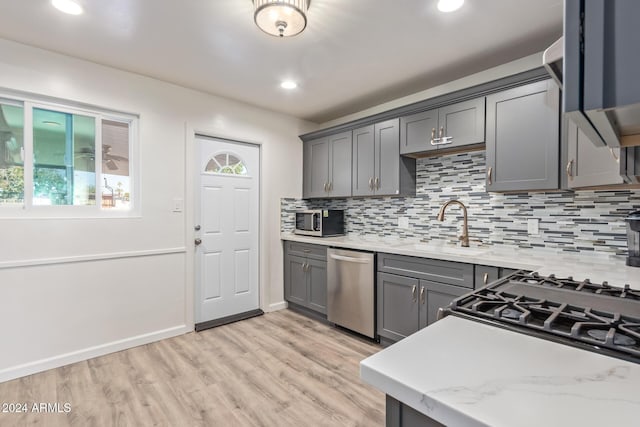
[0,310,385,427]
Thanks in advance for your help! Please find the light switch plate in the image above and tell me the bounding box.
[173,197,184,213]
[398,217,409,229]
[527,218,539,235]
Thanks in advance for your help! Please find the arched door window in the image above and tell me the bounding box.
[204,152,248,176]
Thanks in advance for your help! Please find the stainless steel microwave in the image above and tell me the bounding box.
[294,210,344,237]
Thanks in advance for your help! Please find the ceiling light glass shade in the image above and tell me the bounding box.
[437,0,464,13]
[51,0,83,15]
[280,80,297,89]
[254,0,309,38]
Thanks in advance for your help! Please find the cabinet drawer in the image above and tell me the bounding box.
[284,241,327,260]
[377,253,474,288]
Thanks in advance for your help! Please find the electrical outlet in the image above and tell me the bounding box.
[527,218,539,235]
[398,217,409,229]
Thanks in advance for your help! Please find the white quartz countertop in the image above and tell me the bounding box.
[281,233,640,289]
[360,316,640,427]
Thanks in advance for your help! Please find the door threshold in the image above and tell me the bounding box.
[195,309,264,332]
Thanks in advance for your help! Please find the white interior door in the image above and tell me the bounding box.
[195,136,260,325]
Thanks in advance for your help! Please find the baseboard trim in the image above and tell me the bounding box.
[195,309,264,332]
[0,325,190,384]
[266,301,288,312]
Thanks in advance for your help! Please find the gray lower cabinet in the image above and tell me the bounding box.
[352,119,416,197]
[377,254,474,344]
[486,79,560,192]
[377,272,421,342]
[386,396,445,427]
[284,243,327,315]
[303,131,352,198]
[400,98,485,156]
[566,120,626,188]
[421,279,468,326]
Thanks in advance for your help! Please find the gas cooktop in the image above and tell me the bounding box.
[439,272,640,364]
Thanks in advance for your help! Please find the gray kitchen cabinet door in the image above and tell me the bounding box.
[303,137,329,198]
[352,125,376,196]
[328,131,353,197]
[285,255,307,307]
[419,280,469,329]
[437,98,485,150]
[475,265,499,289]
[486,79,560,192]
[377,272,420,342]
[307,258,327,314]
[399,109,439,155]
[566,120,625,188]
[375,118,401,196]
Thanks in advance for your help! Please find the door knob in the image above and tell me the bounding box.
[194,238,202,246]
[194,225,201,231]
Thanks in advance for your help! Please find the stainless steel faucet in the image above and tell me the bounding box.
[436,200,470,247]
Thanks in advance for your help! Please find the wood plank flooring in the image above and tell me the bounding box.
[0,310,385,427]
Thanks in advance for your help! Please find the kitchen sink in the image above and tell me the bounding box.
[395,243,486,257]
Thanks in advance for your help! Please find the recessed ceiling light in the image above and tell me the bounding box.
[51,0,83,15]
[280,80,298,90]
[437,0,464,13]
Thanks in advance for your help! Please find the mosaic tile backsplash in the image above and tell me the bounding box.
[281,151,640,255]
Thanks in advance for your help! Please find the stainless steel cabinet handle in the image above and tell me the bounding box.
[329,254,370,264]
[420,286,425,305]
[368,177,373,190]
[329,182,333,191]
[566,160,573,180]
[302,262,308,272]
[483,272,489,285]
[430,128,436,145]
[411,285,417,302]
[194,238,202,246]
[439,127,444,139]
[374,177,380,190]
[303,249,311,253]
[487,167,493,185]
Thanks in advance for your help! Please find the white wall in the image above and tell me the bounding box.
[0,38,315,382]
[319,52,544,128]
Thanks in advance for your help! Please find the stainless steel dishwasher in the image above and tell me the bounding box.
[327,248,375,338]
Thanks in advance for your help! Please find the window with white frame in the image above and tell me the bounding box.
[0,96,137,215]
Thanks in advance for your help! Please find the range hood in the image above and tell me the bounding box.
[562,0,640,149]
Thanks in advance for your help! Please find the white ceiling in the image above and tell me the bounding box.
[0,0,563,123]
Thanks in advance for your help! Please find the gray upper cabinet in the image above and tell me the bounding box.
[400,98,485,156]
[436,98,485,150]
[303,137,329,198]
[400,109,438,155]
[566,120,626,188]
[352,119,416,197]
[486,79,560,192]
[375,119,401,196]
[352,125,376,196]
[303,132,352,198]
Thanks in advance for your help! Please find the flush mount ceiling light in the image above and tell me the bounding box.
[437,0,464,13]
[280,80,298,89]
[51,0,83,15]
[254,0,309,38]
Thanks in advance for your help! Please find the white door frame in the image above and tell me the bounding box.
[184,125,263,330]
